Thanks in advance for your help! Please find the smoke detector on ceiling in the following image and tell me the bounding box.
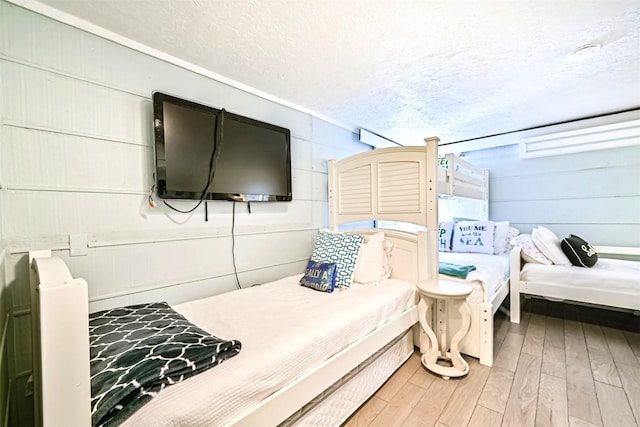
[569,43,601,61]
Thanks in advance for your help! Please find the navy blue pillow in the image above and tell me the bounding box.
[561,234,598,268]
[300,260,338,292]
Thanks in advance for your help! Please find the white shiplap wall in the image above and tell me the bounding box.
[0,3,9,418]
[0,1,367,423]
[462,138,640,247]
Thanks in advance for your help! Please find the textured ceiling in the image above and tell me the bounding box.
[18,0,640,145]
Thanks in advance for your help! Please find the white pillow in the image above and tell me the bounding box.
[353,232,385,285]
[492,221,510,254]
[438,221,454,252]
[451,221,496,254]
[510,234,553,265]
[531,226,572,266]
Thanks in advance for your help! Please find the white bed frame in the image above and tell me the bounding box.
[29,234,422,427]
[30,143,442,427]
[29,137,503,426]
[509,245,640,323]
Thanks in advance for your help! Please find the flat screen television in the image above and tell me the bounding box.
[152,92,292,202]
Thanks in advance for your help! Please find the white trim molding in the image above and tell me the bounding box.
[519,119,640,158]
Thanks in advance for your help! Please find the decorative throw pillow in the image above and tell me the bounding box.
[561,234,598,268]
[510,234,553,265]
[492,221,510,254]
[438,221,454,252]
[311,231,364,288]
[451,221,496,254]
[531,226,572,265]
[504,226,521,253]
[353,232,385,285]
[381,239,394,280]
[300,260,338,292]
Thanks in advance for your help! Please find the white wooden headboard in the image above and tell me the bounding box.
[328,137,441,280]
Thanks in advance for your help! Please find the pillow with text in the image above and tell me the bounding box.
[300,260,338,292]
[561,234,598,268]
[451,221,496,254]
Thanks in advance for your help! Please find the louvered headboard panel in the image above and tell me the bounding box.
[328,138,439,230]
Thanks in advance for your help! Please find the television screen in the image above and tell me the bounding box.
[153,92,292,202]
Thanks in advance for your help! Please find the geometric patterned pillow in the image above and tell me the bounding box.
[311,231,364,288]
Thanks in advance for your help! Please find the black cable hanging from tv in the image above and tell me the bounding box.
[162,109,226,214]
[231,201,242,289]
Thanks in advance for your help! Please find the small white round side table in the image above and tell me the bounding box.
[417,279,473,379]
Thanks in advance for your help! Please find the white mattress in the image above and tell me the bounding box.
[121,274,417,427]
[521,258,640,292]
[439,252,510,303]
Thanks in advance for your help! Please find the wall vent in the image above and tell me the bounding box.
[519,119,640,158]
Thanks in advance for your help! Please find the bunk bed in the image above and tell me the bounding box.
[375,143,508,366]
[509,245,640,323]
[437,153,511,366]
[437,151,489,200]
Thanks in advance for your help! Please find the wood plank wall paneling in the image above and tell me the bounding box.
[462,143,640,247]
[0,1,368,423]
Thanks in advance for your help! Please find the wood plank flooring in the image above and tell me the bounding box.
[343,299,640,427]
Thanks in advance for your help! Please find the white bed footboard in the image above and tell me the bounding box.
[29,250,91,427]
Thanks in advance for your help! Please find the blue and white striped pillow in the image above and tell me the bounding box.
[311,231,364,288]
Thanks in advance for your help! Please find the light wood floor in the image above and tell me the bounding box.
[343,300,640,427]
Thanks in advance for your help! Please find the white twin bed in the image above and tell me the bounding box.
[30,137,513,426]
[510,246,640,323]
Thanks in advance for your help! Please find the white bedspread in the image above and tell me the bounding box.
[521,258,640,292]
[439,252,510,303]
[121,274,417,427]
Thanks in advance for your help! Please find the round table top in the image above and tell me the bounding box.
[417,279,473,298]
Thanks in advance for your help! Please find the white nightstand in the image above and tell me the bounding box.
[417,279,472,379]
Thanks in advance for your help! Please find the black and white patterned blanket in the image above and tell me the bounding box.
[89,302,241,427]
